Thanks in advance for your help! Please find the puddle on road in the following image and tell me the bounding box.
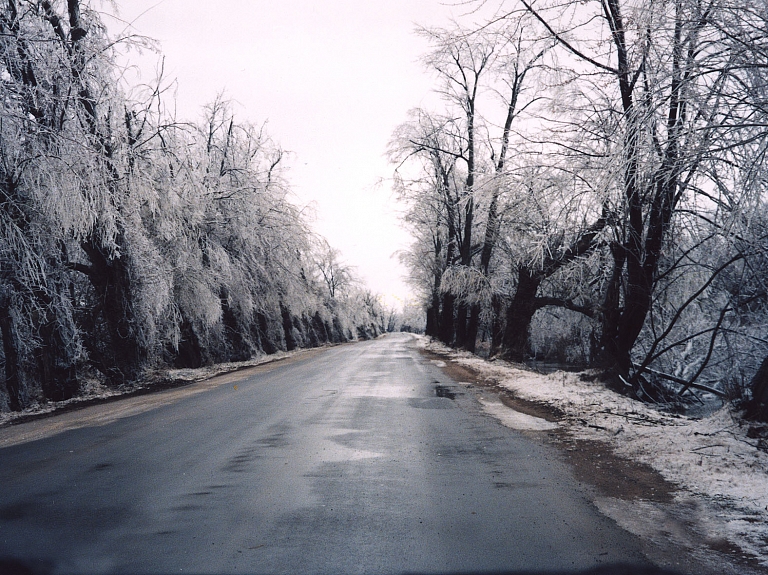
[435,385,458,400]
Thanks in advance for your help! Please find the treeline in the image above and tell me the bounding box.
[394,0,768,417]
[0,1,386,411]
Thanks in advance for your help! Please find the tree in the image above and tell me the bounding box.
[514,0,768,390]
[392,110,465,345]
[418,24,496,349]
[496,166,609,361]
[314,239,355,299]
[0,0,123,402]
[394,19,551,352]
[0,1,389,411]
[465,16,550,352]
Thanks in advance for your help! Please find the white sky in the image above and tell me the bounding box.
[104,0,490,309]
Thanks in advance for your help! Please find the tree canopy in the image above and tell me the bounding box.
[394,0,768,416]
[0,0,387,411]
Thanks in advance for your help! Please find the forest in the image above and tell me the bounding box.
[0,0,392,412]
[393,0,768,420]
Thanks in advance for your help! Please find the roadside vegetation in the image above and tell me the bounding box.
[394,0,768,422]
[0,0,395,412]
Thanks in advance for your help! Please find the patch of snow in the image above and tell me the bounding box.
[479,398,559,431]
[420,336,768,566]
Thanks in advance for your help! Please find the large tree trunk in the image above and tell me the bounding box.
[81,240,143,384]
[173,317,204,368]
[596,243,627,370]
[455,302,470,349]
[0,301,24,411]
[465,305,480,353]
[425,263,442,338]
[489,293,504,356]
[501,267,543,362]
[438,291,455,345]
[746,356,768,422]
[37,308,79,401]
[280,302,296,351]
[256,312,279,353]
[425,303,440,338]
[312,312,329,345]
[221,287,251,362]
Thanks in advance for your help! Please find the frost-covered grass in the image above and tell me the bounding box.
[418,336,768,565]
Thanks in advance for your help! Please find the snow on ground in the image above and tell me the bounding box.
[418,336,768,566]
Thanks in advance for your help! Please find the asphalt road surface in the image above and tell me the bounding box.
[0,333,663,574]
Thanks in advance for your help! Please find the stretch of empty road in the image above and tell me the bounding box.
[0,333,659,574]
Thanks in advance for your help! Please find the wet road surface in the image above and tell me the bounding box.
[0,333,657,574]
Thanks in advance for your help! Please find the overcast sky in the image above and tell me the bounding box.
[104,0,493,308]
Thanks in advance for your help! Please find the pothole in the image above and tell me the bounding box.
[435,385,457,399]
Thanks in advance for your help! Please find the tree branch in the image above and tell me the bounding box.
[518,0,619,74]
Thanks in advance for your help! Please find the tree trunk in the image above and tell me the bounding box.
[426,265,442,337]
[501,267,543,362]
[332,317,347,344]
[425,303,440,338]
[221,287,251,362]
[81,240,143,384]
[37,308,78,401]
[596,243,627,369]
[746,356,768,422]
[0,301,24,411]
[173,317,204,368]
[490,293,504,356]
[312,312,329,344]
[455,302,469,349]
[466,304,480,353]
[255,312,279,353]
[439,291,455,345]
[280,302,296,351]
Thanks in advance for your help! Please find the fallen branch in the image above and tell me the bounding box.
[595,409,676,426]
[577,418,608,431]
[631,364,728,399]
[691,444,728,451]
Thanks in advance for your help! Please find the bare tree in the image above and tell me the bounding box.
[314,239,355,299]
[512,0,768,392]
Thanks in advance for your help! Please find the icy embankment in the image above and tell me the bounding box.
[418,336,768,566]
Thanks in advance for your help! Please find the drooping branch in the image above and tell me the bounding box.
[534,296,594,318]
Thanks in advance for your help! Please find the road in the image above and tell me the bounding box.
[0,333,661,574]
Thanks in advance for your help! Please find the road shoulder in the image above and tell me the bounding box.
[0,346,330,448]
[417,339,767,575]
